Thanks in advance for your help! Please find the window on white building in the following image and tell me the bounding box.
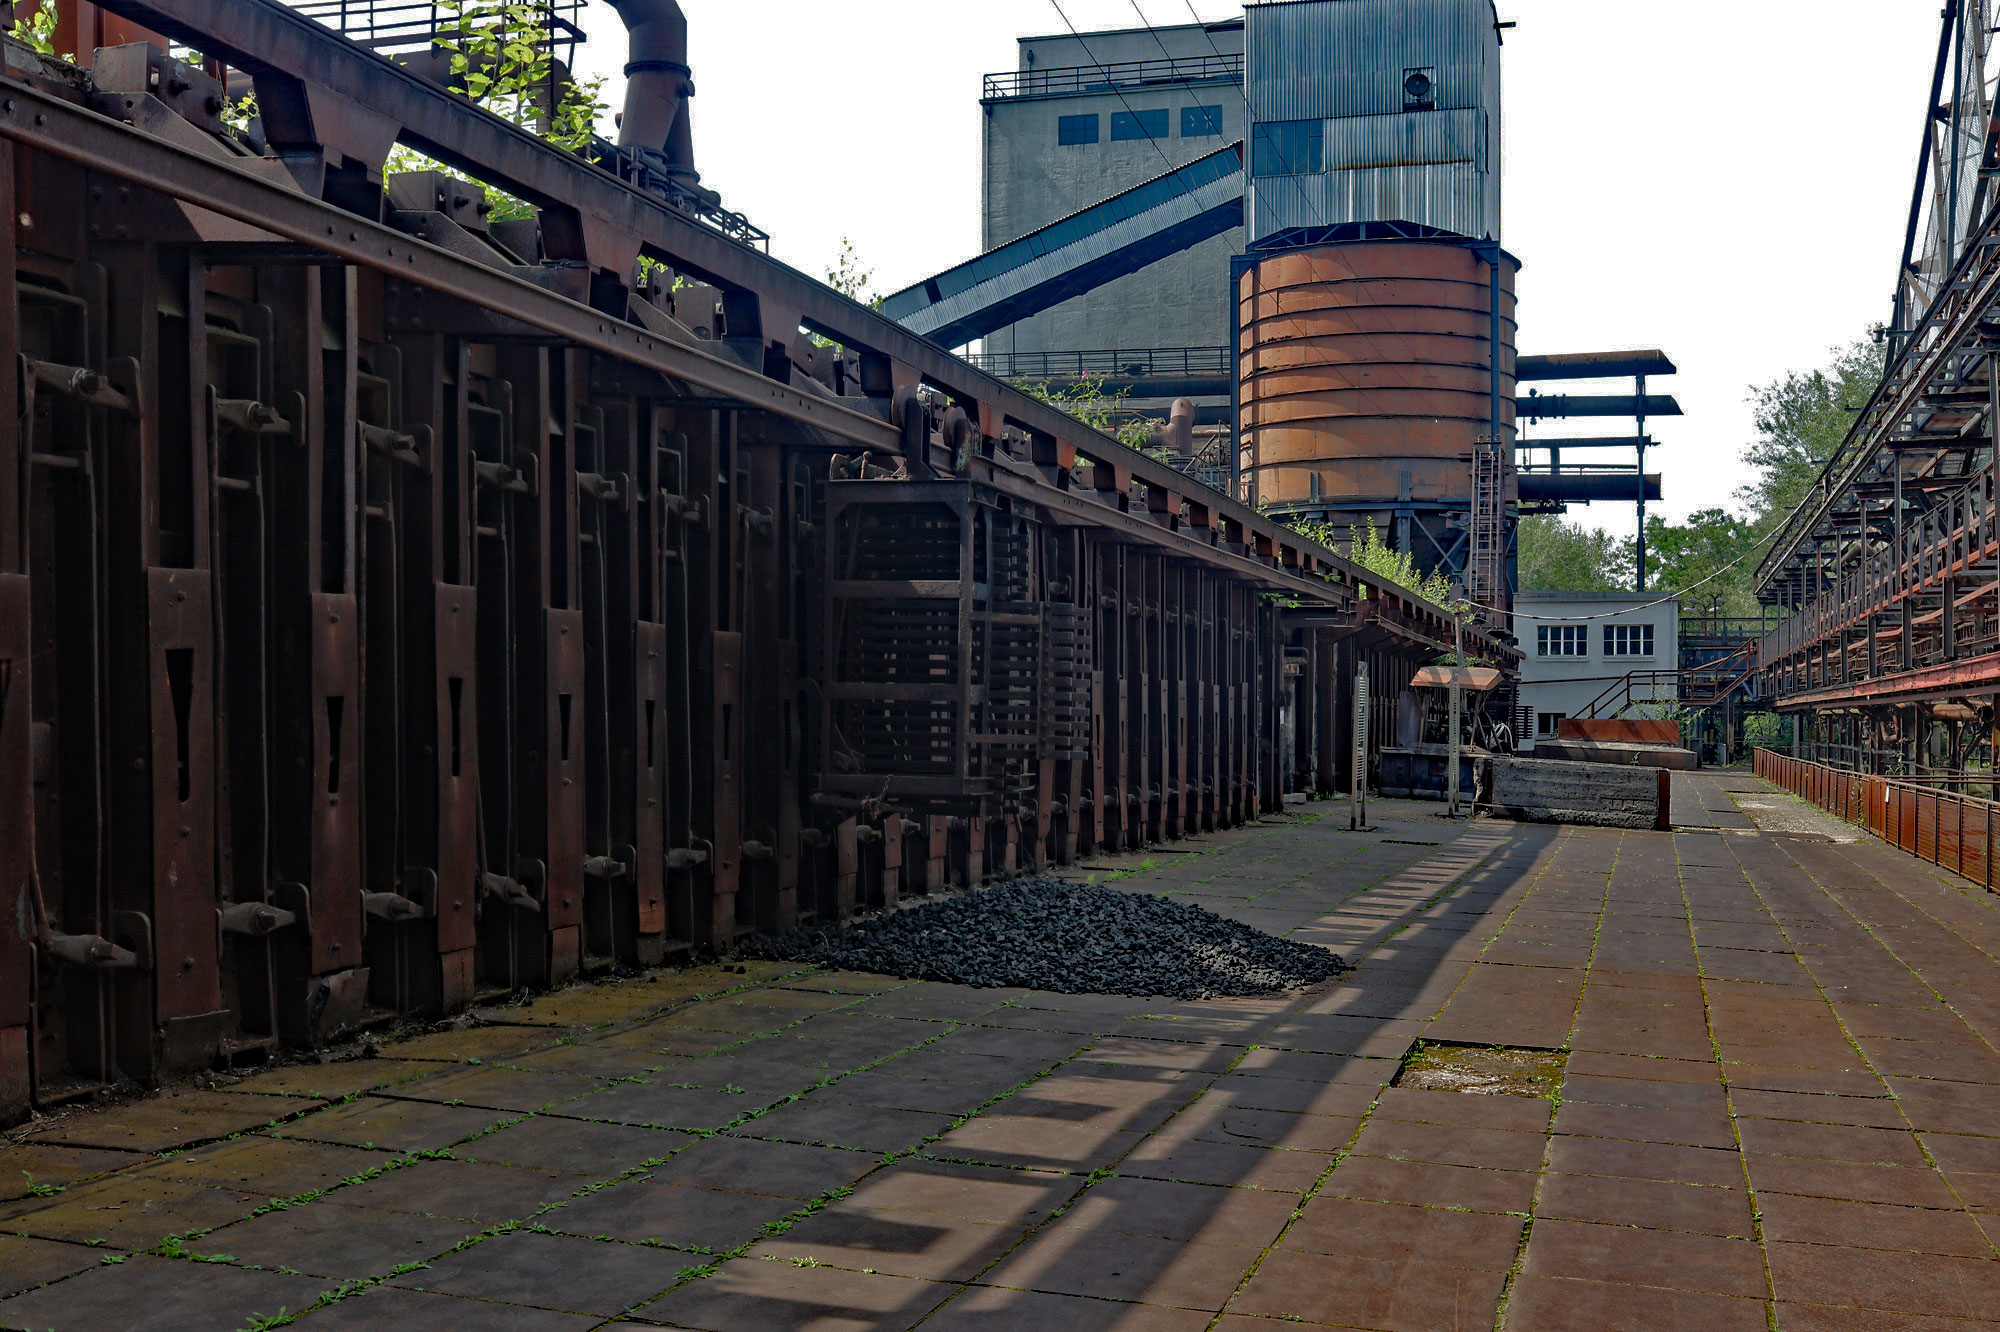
[1603,623,1655,658]
[1057,114,1099,146]
[1537,712,1565,737]
[1537,625,1587,657]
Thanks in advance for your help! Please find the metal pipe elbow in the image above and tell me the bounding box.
[606,0,694,177]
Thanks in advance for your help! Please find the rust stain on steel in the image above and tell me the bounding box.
[0,12,1515,1125]
[1239,242,1518,508]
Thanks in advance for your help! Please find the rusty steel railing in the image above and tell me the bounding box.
[293,0,586,55]
[967,346,1231,382]
[1754,749,1999,889]
[982,53,1243,102]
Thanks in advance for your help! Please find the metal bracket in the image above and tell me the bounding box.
[403,869,440,916]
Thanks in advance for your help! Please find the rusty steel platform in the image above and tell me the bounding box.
[3,780,2000,1329]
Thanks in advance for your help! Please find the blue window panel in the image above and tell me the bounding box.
[1110,108,1169,142]
[1252,119,1324,177]
[1058,114,1099,146]
[1182,105,1223,138]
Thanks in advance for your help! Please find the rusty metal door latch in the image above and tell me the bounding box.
[578,471,629,511]
[482,863,543,912]
[218,900,298,937]
[41,910,151,972]
[666,841,711,870]
[360,422,429,472]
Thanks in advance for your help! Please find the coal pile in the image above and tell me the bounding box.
[741,879,1345,999]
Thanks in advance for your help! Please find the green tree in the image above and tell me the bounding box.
[386,0,610,221]
[1637,506,1759,616]
[13,1,61,57]
[1738,333,1885,536]
[825,236,878,306]
[1277,514,1455,608]
[1517,515,1627,592]
[1020,374,1153,452]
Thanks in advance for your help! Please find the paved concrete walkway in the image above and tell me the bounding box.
[5,777,2000,1330]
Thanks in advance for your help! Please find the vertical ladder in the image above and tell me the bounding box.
[1467,436,1505,620]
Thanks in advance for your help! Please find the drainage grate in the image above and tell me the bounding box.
[1393,1041,1567,1099]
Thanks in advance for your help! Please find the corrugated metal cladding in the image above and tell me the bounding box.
[1324,107,1482,172]
[1249,161,1488,240]
[1244,0,1502,242]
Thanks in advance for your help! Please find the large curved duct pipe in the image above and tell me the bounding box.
[605,0,698,191]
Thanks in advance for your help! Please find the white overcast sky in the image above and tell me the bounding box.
[573,1,1940,535]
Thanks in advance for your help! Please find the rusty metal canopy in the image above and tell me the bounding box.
[1410,665,1504,691]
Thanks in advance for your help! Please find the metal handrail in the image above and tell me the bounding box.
[1577,670,1681,720]
[982,54,1243,102]
[966,346,1231,381]
[1578,647,1757,720]
[1756,750,2000,892]
[293,0,586,52]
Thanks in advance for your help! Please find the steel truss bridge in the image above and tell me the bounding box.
[1756,2,2000,807]
[0,0,1516,1122]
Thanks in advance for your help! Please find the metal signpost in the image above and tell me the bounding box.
[1448,616,1464,818]
[1352,663,1369,831]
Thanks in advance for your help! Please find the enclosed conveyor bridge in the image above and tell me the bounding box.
[878,142,1246,350]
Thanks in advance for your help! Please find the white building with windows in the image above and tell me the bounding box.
[1514,591,1681,751]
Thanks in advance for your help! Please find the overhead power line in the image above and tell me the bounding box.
[1045,0,1181,179]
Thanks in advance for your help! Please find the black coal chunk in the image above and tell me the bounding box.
[740,879,1345,1000]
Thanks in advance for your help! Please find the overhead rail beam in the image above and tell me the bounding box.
[87,0,1381,613]
[1516,394,1683,421]
[1516,351,1678,381]
[1517,470,1662,505]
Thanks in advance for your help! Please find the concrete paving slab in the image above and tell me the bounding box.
[388,1229,703,1316]
[0,1144,132,1202]
[21,1089,309,1153]
[0,1234,106,1297]
[8,793,2000,1326]
[0,1253,326,1331]
[197,1200,475,1279]
[0,1171,265,1248]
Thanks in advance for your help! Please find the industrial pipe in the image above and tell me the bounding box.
[1152,398,1197,456]
[605,0,698,191]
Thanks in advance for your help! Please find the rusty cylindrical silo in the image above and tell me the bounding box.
[1238,241,1519,578]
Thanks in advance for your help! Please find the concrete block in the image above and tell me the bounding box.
[1486,756,1669,831]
